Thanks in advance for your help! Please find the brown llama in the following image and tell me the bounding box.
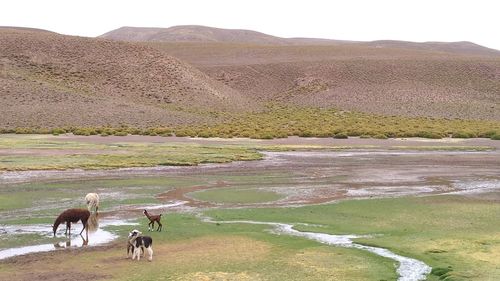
[143,210,162,231]
[53,209,90,237]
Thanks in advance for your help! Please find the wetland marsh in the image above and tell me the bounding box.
[0,135,499,280]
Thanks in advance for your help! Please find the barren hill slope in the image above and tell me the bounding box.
[0,28,254,128]
[152,42,500,120]
[101,25,500,56]
[99,25,292,45]
[364,40,500,57]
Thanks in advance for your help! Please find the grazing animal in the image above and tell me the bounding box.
[128,229,153,261]
[143,209,163,231]
[53,208,90,237]
[85,193,100,213]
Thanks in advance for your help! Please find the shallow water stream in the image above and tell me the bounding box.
[203,217,431,281]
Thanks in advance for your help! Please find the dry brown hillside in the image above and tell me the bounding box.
[0,28,254,129]
[99,25,292,45]
[151,42,500,120]
[101,25,500,56]
[2,26,499,130]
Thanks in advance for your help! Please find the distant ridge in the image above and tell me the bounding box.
[364,40,500,56]
[99,25,500,56]
[99,25,350,45]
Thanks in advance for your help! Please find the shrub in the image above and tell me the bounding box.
[477,131,497,138]
[73,129,91,136]
[297,131,313,137]
[416,131,443,139]
[37,128,52,134]
[452,131,475,138]
[197,131,212,138]
[113,131,128,136]
[0,128,15,134]
[333,133,348,139]
[128,128,142,135]
[100,128,116,136]
[260,133,275,139]
[14,128,35,134]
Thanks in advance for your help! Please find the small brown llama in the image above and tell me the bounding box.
[143,209,162,231]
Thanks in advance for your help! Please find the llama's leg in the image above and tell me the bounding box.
[148,221,153,231]
[67,222,72,236]
[84,227,88,242]
[132,247,137,260]
[157,221,162,232]
[135,248,141,261]
[146,246,153,261]
[80,219,87,235]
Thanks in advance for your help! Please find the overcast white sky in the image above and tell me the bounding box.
[1,0,499,50]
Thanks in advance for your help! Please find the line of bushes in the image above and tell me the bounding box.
[1,106,499,140]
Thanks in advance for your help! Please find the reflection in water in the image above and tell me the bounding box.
[87,213,99,233]
[0,217,138,260]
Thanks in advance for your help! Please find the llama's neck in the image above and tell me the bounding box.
[53,216,64,235]
[129,235,139,244]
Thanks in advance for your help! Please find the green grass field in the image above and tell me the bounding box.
[1,193,498,280]
[206,195,500,281]
[0,135,262,171]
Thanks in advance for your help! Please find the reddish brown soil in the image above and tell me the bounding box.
[156,180,229,207]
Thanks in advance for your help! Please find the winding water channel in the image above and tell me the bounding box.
[202,217,431,281]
